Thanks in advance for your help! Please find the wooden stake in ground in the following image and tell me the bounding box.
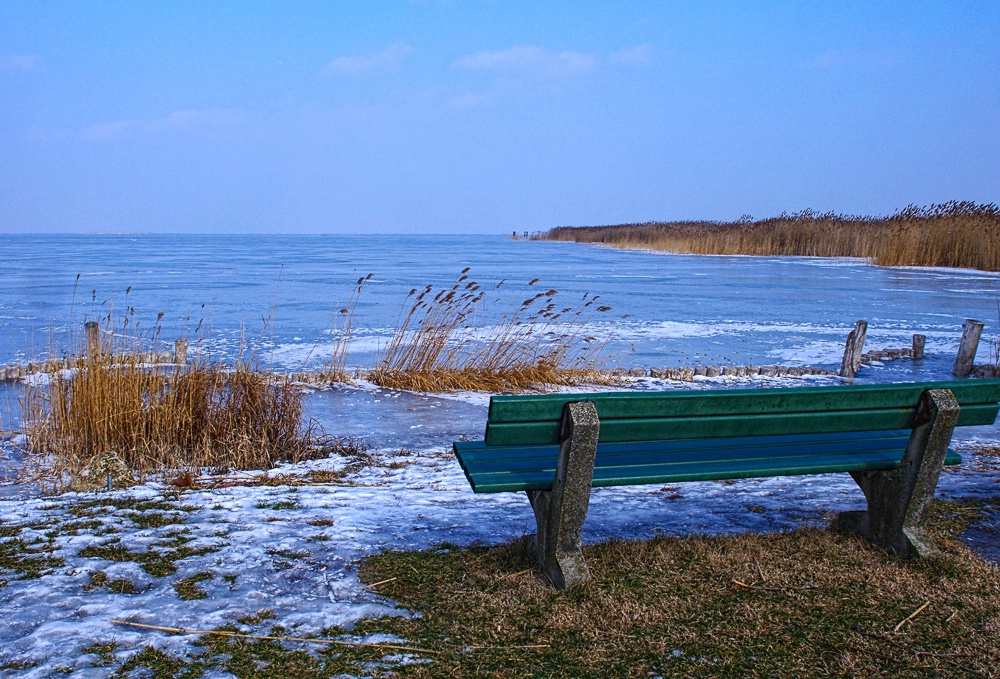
[952,319,983,377]
[839,320,868,378]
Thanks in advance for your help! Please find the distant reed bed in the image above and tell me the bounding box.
[539,201,1000,271]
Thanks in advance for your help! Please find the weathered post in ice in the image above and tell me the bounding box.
[839,320,868,378]
[912,334,926,360]
[952,319,983,377]
[174,338,188,366]
[85,321,101,358]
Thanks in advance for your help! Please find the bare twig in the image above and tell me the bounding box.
[499,569,534,580]
[894,601,931,633]
[732,579,819,592]
[367,577,398,588]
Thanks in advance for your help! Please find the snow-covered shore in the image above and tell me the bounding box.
[2,427,999,676]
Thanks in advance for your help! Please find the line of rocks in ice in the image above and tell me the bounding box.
[615,344,931,382]
[0,352,178,382]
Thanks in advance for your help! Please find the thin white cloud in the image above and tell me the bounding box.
[610,44,653,65]
[80,107,244,141]
[321,43,413,77]
[453,45,598,76]
[1,54,40,72]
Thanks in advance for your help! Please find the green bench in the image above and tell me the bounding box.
[453,379,1000,588]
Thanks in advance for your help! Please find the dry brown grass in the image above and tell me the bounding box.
[20,334,338,486]
[369,269,614,392]
[542,201,1000,271]
[356,499,1000,677]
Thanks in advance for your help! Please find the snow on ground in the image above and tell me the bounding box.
[1,438,999,677]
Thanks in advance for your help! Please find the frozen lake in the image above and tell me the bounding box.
[2,233,999,447]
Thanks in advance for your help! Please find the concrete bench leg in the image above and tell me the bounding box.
[526,400,599,588]
[838,388,959,558]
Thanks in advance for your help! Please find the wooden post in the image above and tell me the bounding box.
[85,321,101,357]
[952,319,983,377]
[526,400,599,589]
[912,334,926,360]
[174,338,188,365]
[839,320,868,378]
[837,389,959,558]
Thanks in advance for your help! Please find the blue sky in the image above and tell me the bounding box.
[1,1,998,233]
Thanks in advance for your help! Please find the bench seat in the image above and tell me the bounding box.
[454,430,961,493]
[453,379,1000,588]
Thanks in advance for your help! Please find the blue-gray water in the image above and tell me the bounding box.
[3,234,999,373]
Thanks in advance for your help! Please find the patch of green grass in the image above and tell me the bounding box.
[256,499,299,511]
[0,532,65,580]
[267,548,310,560]
[82,570,138,594]
[174,571,214,600]
[237,609,276,626]
[78,532,218,578]
[82,641,119,667]
[43,518,105,539]
[0,658,40,672]
[111,645,190,678]
[69,497,183,517]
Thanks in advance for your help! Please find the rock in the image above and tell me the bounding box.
[694,366,707,377]
[70,450,137,492]
[628,367,648,377]
[612,368,628,377]
[649,367,666,378]
[705,366,720,378]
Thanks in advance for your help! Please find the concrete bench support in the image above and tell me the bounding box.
[526,400,599,589]
[837,388,959,558]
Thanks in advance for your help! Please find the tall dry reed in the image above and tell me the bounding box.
[20,323,337,484]
[540,202,1000,271]
[369,269,614,392]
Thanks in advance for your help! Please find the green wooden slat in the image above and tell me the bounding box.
[484,402,999,446]
[456,429,913,465]
[487,379,1000,423]
[464,449,963,493]
[458,431,914,471]
[462,436,913,477]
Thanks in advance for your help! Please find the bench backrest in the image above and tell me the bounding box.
[484,379,1000,447]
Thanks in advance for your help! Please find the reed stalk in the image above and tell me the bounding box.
[369,270,613,392]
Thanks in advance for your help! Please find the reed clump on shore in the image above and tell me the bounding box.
[20,332,341,486]
[369,269,614,392]
[539,201,1000,271]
